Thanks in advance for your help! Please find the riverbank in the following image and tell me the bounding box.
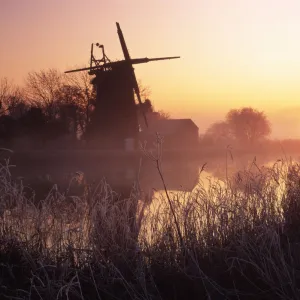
[0,158,299,299]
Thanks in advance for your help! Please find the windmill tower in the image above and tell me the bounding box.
[65,22,179,150]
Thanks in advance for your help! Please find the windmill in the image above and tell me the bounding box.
[65,22,179,150]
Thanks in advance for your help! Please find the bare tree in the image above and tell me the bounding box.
[54,84,86,137]
[156,110,170,120]
[25,68,65,117]
[0,77,27,117]
[0,78,13,111]
[137,79,151,101]
[65,71,96,137]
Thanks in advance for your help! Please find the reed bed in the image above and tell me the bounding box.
[0,157,300,299]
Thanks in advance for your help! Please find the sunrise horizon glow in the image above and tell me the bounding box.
[1,0,300,138]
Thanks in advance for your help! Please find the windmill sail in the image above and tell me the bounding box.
[64,21,180,144]
[116,22,149,127]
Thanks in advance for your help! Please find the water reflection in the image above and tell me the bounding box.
[8,149,297,202]
[2,149,300,256]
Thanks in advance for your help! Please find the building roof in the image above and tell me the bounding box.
[148,119,198,135]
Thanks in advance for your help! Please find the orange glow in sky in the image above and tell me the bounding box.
[1,0,300,138]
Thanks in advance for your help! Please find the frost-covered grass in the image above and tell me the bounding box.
[0,158,300,299]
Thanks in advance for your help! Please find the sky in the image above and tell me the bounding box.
[1,0,300,138]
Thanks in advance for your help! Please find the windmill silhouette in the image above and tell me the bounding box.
[65,22,179,150]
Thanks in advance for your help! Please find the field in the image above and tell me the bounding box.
[0,153,300,299]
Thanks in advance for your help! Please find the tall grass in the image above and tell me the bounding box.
[0,156,300,299]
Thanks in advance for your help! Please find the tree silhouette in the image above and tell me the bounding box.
[226,107,271,145]
[0,115,18,144]
[156,110,170,120]
[25,69,96,141]
[20,107,47,144]
[64,71,96,138]
[26,69,64,118]
[0,78,27,117]
[204,121,232,145]
[137,98,171,132]
[0,72,173,147]
[204,107,271,147]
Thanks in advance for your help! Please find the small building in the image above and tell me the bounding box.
[141,118,199,150]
